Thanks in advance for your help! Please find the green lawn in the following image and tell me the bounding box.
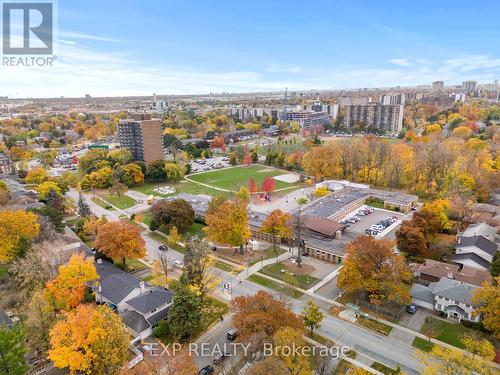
[420,317,490,349]
[131,182,177,197]
[186,222,206,239]
[98,193,136,209]
[249,247,287,265]
[142,210,153,226]
[201,297,229,330]
[248,273,303,298]
[115,258,148,272]
[146,232,186,254]
[260,261,320,289]
[0,264,8,282]
[188,165,300,192]
[214,261,239,273]
[91,196,115,210]
[412,337,435,353]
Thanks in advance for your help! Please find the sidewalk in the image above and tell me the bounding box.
[236,249,292,280]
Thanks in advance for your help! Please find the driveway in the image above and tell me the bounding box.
[398,308,429,331]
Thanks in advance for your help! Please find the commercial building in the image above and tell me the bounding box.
[432,81,444,93]
[118,115,163,163]
[462,80,477,93]
[343,104,404,133]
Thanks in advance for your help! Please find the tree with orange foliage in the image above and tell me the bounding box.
[260,209,292,252]
[261,176,275,193]
[204,197,250,251]
[210,135,226,151]
[338,236,412,305]
[249,177,257,195]
[95,221,146,269]
[48,304,129,375]
[243,146,252,165]
[45,254,98,311]
[232,291,303,341]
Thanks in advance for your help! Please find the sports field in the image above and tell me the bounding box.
[187,165,301,192]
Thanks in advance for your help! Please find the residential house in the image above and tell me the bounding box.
[413,259,490,287]
[0,307,13,327]
[93,259,174,340]
[450,223,499,271]
[410,277,479,322]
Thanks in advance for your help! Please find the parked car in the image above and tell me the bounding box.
[173,260,184,269]
[406,303,419,314]
[198,365,214,375]
[227,329,238,341]
[158,245,168,251]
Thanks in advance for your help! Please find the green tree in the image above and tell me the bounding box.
[77,194,92,217]
[0,325,29,375]
[150,199,195,233]
[302,299,324,335]
[167,283,203,342]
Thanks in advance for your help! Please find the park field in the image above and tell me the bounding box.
[187,165,301,192]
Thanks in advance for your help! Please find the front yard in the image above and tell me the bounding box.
[420,317,492,349]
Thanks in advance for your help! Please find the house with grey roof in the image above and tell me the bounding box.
[450,223,499,271]
[0,307,13,327]
[410,277,479,322]
[93,259,174,340]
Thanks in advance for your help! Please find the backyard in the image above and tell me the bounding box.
[187,165,302,192]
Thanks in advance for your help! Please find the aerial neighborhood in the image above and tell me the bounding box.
[0,2,500,375]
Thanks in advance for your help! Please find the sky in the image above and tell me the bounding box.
[1,0,500,98]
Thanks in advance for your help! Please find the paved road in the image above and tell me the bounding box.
[70,189,423,374]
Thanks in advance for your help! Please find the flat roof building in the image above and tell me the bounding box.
[343,104,404,133]
[285,110,330,128]
[118,116,163,163]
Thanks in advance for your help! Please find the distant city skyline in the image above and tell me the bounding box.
[1,0,500,98]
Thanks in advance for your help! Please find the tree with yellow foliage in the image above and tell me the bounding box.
[472,276,500,339]
[314,185,329,197]
[45,254,98,311]
[273,327,313,375]
[25,166,48,184]
[0,210,40,262]
[95,221,146,269]
[49,304,129,375]
[419,343,495,375]
[338,236,412,305]
[260,209,293,253]
[36,180,62,200]
[204,197,250,251]
[182,239,221,301]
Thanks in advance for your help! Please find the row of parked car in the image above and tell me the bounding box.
[190,157,231,172]
[365,216,398,235]
[339,207,375,226]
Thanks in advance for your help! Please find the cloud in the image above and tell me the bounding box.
[58,31,123,43]
[1,43,499,98]
[388,58,412,67]
[265,65,303,74]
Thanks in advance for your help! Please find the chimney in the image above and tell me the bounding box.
[140,281,146,293]
[335,230,342,240]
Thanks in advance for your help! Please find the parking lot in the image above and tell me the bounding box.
[190,156,231,172]
[341,206,405,238]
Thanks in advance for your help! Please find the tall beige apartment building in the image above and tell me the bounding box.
[118,114,163,163]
